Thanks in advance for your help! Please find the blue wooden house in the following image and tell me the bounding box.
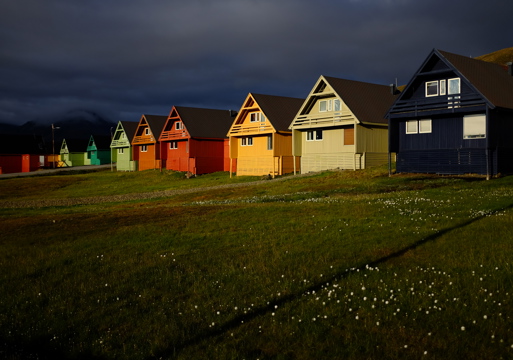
[387,49,513,178]
[87,135,112,165]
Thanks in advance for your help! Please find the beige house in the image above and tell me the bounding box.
[289,76,398,173]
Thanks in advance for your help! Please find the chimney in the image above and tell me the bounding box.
[390,83,398,95]
[507,62,513,76]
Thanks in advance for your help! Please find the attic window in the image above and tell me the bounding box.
[448,78,461,95]
[144,128,150,136]
[319,99,334,112]
[425,81,439,97]
[334,99,341,111]
[175,122,183,130]
[250,112,264,122]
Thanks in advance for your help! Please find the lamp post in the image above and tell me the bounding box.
[51,123,60,168]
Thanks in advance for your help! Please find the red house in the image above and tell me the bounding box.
[0,134,46,174]
[159,106,237,174]
[132,114,168,171]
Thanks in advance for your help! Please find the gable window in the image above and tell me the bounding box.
[319,99,336,112]
[241,137,253,146]
[250,112,264,122]
[169,141,178,149]
[463,114,486,139]
[141,145,148,152]
[334,99,341,111]
[448,78,461,95]
[319,100,327,112]
[267,135,273,150]
[440,80,446,96]
[406,120,418,134]
[144,128,150,136]
[307,130,323,141]
[419,119,432,133]
[175,122,183,130]
[118,148,124,154]
[425,81,439,97]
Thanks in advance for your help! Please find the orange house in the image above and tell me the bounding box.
[159,106,237,174]
[132,114,168,171]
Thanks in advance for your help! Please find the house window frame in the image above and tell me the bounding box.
[439,80,446,96]
[118,148,124,154]
[267,135,273,150]
[169,141,178,149]
[307,130,323,141]
[448,78,461,95]
[406,120,419,134]
[463,114,486,139]
[334,99,341,111]
[241,137,253,146]
[425,81,439,97]
[141,145,148,152]
[175,122,183,130]
[250,112,263,123]
[144,128,150,136]
[419,119,432,134]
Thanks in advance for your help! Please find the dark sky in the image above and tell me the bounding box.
[1,0,512,125]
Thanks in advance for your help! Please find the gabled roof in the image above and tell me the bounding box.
[173,106,236,138]
[142,115,168,138]
[321,76,397,125]
[438,50,513,110]
[62,138,88,152]
[251,93,304,131]
[120,121,139,141]
[89,135,111,150]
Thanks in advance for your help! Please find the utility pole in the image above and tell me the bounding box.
[51,123,60,168]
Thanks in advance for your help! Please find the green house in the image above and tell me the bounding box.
[87,135,111,165]
[60,138,89,167]
[110,121,139,171]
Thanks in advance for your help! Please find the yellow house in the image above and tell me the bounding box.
[289,76,399,173]
[228,93,304,177]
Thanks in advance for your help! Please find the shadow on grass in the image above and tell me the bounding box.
[148,202,513,359]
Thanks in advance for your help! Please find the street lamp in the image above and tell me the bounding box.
[51,123,60,168]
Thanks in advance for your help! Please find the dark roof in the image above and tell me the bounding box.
[174,106,235,138]
[62,138,88,152]
[0,134,46,154]
[143,115,168,138]
[438,50,513,110]
[251,93,304,131]
[120,121,139,141]
[323,76,398,125]
[89,135,112,150]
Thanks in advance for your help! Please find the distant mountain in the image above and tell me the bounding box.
[0,110,117,145]
[475,47,513,65]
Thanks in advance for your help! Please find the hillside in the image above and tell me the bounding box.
[475,46,513,65]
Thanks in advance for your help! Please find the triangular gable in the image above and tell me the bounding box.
[111,121,138,146]
[160,107,191,140]
[133,114,167,144]
[291,75,397,128]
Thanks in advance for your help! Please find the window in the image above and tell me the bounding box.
[448,78,461,95]
[319,100,327,112]
[267,135,273,150]
[307,130,323,141]
[463,114,486,139]
[440,80,446,96]
[320,99,336,112]
[406,120,418,134]
[175,122,183,130]
[419,119,432,133]
[250,112,264,122]
[241,137,253,146]
[118,148,124,154]
[141,145,148,152]
[144,128,150,135]
[425,81,439,97]
[334,99,341,111]
[170,141,178,149]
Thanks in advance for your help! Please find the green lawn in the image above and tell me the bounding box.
[1,167,512,359]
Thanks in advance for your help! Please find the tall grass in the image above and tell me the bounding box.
[1,168,512,359]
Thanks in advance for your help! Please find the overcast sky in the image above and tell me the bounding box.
[1,0,512,125]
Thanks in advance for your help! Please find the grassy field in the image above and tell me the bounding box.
[1,167,513,359]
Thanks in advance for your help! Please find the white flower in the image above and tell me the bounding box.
[461,326,465,331]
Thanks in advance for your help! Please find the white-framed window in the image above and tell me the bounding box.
[307,130,323,141]
[241,137,253,146]
[440,80,446,96]
[334,99,341,111]
[267,135,273,150]
[118,148,124,154]
[144,128,150,135]
[250,112,264,122]
[406,120,419,134]
[425,81,439,97]
[175,122,183,130]
[169,141,178,149]
[463,114,486,139]
[141,145,148,152]
[419,119,432,133]
[319,99,336,112]
[448,78,461,95]
[319,100,327,112]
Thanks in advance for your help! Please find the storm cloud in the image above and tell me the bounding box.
[1,0,511,125]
